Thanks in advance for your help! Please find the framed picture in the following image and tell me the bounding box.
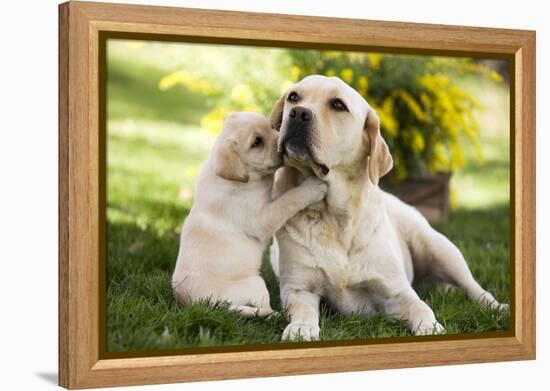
[58,1,536,389]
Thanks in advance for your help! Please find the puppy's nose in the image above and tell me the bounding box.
[289,106,313,122]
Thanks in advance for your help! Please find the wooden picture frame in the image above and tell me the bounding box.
[58,1,536,388]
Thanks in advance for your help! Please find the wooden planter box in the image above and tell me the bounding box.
[380,172,451,224]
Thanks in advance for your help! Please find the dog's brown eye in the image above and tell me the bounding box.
[287,91,300,103]
[251,136,263,148]
[330,98,348,112]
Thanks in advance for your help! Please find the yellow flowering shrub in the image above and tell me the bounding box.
[367,53,383,70]
[357,75,369,96]
[288,51,501,181]
[159,70,219,96]
[159,47,501,181]
[200,107,227,135]
[340,68,354,84]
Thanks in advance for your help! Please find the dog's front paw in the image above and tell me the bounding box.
[414,321,445,336]
[282,322,320,341]
[482,296,509,312]
[497,303,509,312]
[301,177,328,203]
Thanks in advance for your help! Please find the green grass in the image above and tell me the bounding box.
[107,121,509,351]
[106,41,510,352]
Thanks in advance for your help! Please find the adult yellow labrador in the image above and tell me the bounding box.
[270,75,507,340]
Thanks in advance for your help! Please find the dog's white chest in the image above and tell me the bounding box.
[282,206,378,314]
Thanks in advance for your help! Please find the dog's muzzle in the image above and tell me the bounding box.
[279,106,329,177]
[280,106,313,156]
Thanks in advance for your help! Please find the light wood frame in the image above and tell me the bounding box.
[59,1,536,389]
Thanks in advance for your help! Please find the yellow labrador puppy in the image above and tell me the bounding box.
[172,112,327,318]
[269,75,507,339]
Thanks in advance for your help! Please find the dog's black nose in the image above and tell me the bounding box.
[289,106,312,122]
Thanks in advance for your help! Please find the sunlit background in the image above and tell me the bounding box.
[106,40,510,352]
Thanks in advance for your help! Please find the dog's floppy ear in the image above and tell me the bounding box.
[214,138,249,183]
[364,108,393,185]
[269,94,286,131]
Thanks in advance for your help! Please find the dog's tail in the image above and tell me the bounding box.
[269,237,280,279]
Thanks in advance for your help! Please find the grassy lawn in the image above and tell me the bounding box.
[106,42,510,352]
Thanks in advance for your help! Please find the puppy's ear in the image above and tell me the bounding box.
[269,94,285,131]
[364,108,393,185]
[214,138,249,183]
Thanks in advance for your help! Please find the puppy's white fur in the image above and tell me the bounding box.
[270,76,507,340]
[172,112,327,318]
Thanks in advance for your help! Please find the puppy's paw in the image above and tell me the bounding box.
[256,307,276,319]
[282,322,320,341]
[301,177,328,203]
[414,321,445,336]
[230,305,274,319]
